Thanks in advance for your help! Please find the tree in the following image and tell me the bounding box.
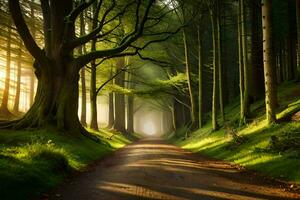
[238,0,250,125]
[5,0,177,135]
[262,0,278,124]
[206,0,220,131]
[197,24,203,128]
[114,57,126,132]
[0,20,12,117]
[296,0,300,81]
[13,45,22,114]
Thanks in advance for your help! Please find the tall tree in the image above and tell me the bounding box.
[0,20,12,116]
[262,0,278,124]
[296,0,300,80]
[250,0,264,100]
[89,1,99,131]
[239,0,250,125]
[13,46,22,114]
[197,25,203,128]
[6,0,175,134]
[114,58,126,132]
[79,10,87,127]
[206,0,220,131]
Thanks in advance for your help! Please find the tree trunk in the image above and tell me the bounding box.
[29,0,36,107]
[217,0,225,124]
[250,0,264,100]
[0,21,12,116]
[210,10,219,131]
[197,25,203,128]
[89,2,99,131]
[182,29,197,128]
[13,47,22,114]
[296,0,300,80]
[241,0,250,121]
[79,11,87,127]
[126,61,134,133]
[90,58,98,130]
[127,95,134,133]
[114,58,126,132]
[262,0,278,124]
[107,92,115,129]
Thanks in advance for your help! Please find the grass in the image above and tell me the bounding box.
[0,128,132,199]
[170,81,300,184]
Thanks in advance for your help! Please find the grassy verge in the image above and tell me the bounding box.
[170,81,300,184]
[0,128,132,199]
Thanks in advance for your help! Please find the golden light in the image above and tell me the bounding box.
[142,121,157,136]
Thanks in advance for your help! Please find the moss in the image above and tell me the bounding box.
[0,129,131,199]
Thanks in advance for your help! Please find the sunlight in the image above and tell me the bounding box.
[142,121,157,136]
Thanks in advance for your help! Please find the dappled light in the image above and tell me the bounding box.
[0,0,300,199]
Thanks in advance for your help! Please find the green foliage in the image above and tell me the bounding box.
[0,129,131,199]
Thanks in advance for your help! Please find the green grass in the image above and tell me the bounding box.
[0,128,132,199]
[171,81,300,184]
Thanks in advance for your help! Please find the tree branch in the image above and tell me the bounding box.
[9,0,47,64]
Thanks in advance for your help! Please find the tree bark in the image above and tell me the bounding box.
[210,7,219,131]
[250,0,264,100]
[217,0,225,124]
[79,11,87,127]
[197,25,203,128]
[126,60,134,133]
[13,47,22,114]
[262,0,278,124]
[241,0,250,122]
[107,92,115,129]
[296,0,300,80]
[114,58,126,132]
[0,21,12,116]
[182,29,197,128]
[89,2,99,131]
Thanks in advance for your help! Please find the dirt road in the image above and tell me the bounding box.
[48,138,300,200]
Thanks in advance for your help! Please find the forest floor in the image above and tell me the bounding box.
[0,128,132,199]
[46,138,299,200]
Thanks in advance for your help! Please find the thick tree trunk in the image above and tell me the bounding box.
[13,47,22,114]
[114,58,126,132]
[0,22,12,116]
[12,61,83,134]
[296,0,300,80]
[262,0,278,124]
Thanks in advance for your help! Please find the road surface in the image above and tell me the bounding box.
[47,138,300,200]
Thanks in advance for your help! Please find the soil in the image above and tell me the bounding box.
[45,138,300,200]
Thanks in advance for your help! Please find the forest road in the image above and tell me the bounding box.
[47,138,300,200]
